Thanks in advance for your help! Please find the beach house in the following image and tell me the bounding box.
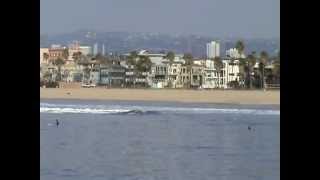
[97,63,126,87]
[190,65,205,88]
[149,62,169,88]
[167,61,183,88]
[196,58,241,89]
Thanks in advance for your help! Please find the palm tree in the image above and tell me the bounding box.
[72,52,82,64]
[62,48,69,60]
[43,71,52,81]
[238,57,247,88]
[259,51,269,89]
[183,53,193,65]
[235,40,245,58]
[52,58,66,81]
[127,51,138,67]
[136,56,152,72]
[272,54,280,84]
[246,53,257,89]
[43,53,49,64]
[75,55,93,83]
[213,57,223,88]
[164,51,175,64]
[95,53,109,65]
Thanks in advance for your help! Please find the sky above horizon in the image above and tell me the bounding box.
[40,0,279,38]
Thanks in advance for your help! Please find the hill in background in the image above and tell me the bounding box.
[40,30,279,57]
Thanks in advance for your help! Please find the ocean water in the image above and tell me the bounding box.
[40,99,280,180]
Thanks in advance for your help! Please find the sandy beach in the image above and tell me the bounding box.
[40,88,280,105]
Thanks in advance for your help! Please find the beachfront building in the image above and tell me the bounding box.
[201,58,241,89]
[190,65,205,88]
[202,59,216,88]
[123,50,185,88]
[88,65,100,85]
[136,72,149,88]
[124,65,136,87]
[40,64,58,81]
[123,50,184,65]
[48,45,68,63]
[222,58,241,88]
[60,63,82,83]
[149,62,169,88]
[179,65,191,88]
[122,65,149,88]
[97,63,126,87]
[167,62,183,88]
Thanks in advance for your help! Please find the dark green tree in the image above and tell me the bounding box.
[213,57,224,87]
[235,40,245,57]
[247,53,257,89]
[164,51,175,64]
[259,51,269,89]
[52,58,66,81]
[183,53,193,65]
[127,51,138,66]
[136,56,152,72]
[43,53,49,64]
[62,48,69,60]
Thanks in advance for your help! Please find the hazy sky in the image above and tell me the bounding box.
[40,0,279,38]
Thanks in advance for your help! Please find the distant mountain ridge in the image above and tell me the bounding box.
[40,30,280,57]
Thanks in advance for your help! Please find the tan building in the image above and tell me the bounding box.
[67,41,92,65]
[48,45,66,62]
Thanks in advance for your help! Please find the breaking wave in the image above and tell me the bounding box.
[40,103,279,115]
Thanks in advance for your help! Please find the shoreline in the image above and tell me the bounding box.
[40,88,280,105]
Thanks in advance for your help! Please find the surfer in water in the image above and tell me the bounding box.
[248,126,251,131]
[56,119,60,127]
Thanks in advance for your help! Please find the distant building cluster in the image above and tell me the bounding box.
[226,48,245,58]
[206,41,220,58]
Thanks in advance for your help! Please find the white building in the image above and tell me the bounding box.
[102,44,105,55]
[202,58,240,89]
[79,46,92,55]
[206,41,220,58]
[93,43,98,55]
[124,50,185,65]
[226,48,245,58]
[226,48,240,58]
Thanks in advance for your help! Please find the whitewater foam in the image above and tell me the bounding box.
[40,103,279,115]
